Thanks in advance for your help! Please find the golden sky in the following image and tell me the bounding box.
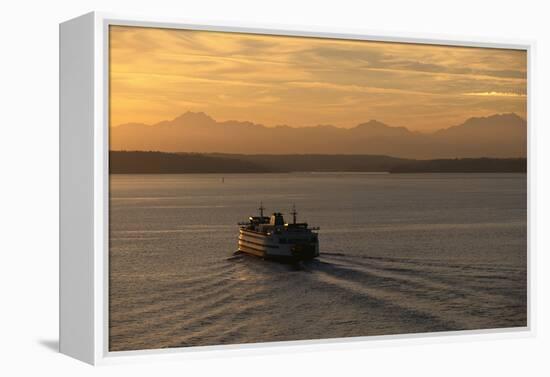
[109,26,527,132]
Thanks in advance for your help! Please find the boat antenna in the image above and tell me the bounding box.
[259,202,265,217]
[291,204,297,224]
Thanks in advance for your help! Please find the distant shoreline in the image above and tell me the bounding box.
[109,151,527,174]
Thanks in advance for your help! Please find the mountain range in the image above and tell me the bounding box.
[110,112,527,159]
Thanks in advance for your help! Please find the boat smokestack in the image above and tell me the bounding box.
[259,202,265,217]
[291,204,297,224]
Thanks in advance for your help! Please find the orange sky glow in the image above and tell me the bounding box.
[109,26,527,132]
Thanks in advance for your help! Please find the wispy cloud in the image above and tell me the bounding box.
[463,91,527,97]
[109,26,527,131]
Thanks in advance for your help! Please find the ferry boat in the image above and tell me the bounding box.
[237,204,320,260]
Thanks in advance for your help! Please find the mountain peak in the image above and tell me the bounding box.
[493,112,523,120]
[461,113,525,128]
[173,111,216,125]
[352,120,412,137]
[354,119,390,129]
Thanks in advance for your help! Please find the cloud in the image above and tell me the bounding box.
[287,80,437,97]
[109,26,527,131]
[463,91,527,97]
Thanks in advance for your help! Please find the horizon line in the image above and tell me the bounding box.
[110,110,526,133]
[109,150,527,160]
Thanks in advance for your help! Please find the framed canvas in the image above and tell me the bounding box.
[59,11,535,365]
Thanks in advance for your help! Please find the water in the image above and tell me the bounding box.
[109,173,527,351]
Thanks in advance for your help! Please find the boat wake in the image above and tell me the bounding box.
[109,249,526,351]
[223,250,526,336]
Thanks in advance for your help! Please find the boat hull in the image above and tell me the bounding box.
[238,229,319,261]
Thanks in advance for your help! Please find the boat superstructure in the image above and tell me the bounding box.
[237,204,320,260]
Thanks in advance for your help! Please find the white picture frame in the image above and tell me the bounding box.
[59,11,536,365]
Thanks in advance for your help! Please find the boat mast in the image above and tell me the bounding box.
[291,204,297,224]
[259,202,265,217]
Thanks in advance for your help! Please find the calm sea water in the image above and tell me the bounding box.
[109,173,527,351]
